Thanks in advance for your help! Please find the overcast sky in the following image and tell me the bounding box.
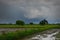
[0,0,60,24]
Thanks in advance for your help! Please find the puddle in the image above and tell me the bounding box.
[23,29,60,40]
[28,32,59,40]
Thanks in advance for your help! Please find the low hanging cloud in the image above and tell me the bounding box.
[0,0,60,23]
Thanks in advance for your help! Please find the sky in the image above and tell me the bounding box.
[0,0,60,24]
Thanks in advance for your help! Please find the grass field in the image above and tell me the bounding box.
[0,24,59,28]
[0,24,59,40]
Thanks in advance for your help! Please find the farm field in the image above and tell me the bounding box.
[0,24,59,28]
[0,24,59,40]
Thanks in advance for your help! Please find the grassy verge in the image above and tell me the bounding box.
[0,25,59,40]
[0,24,59,28]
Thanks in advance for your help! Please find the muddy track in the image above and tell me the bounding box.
[21,29,60,40]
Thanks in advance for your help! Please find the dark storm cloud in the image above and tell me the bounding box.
[0,1,27,23]
[0,0,60,23]
[0,2,10,19]
[0,1,26,19]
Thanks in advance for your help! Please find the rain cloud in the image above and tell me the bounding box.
[0,0,60,23]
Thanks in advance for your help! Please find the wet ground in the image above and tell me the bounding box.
[21,29,60,40]
[0,28,60,40]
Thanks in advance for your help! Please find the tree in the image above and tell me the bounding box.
[30,22,33,25]
[16,20,25,25]
[39,19,48,25]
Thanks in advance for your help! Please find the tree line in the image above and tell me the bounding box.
[16,19,48,25]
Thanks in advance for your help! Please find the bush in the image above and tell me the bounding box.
[16,20,25,25]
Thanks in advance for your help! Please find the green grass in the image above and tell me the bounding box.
[0,28,49,40]
[0,24,59,28]
[0,24,59,40]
